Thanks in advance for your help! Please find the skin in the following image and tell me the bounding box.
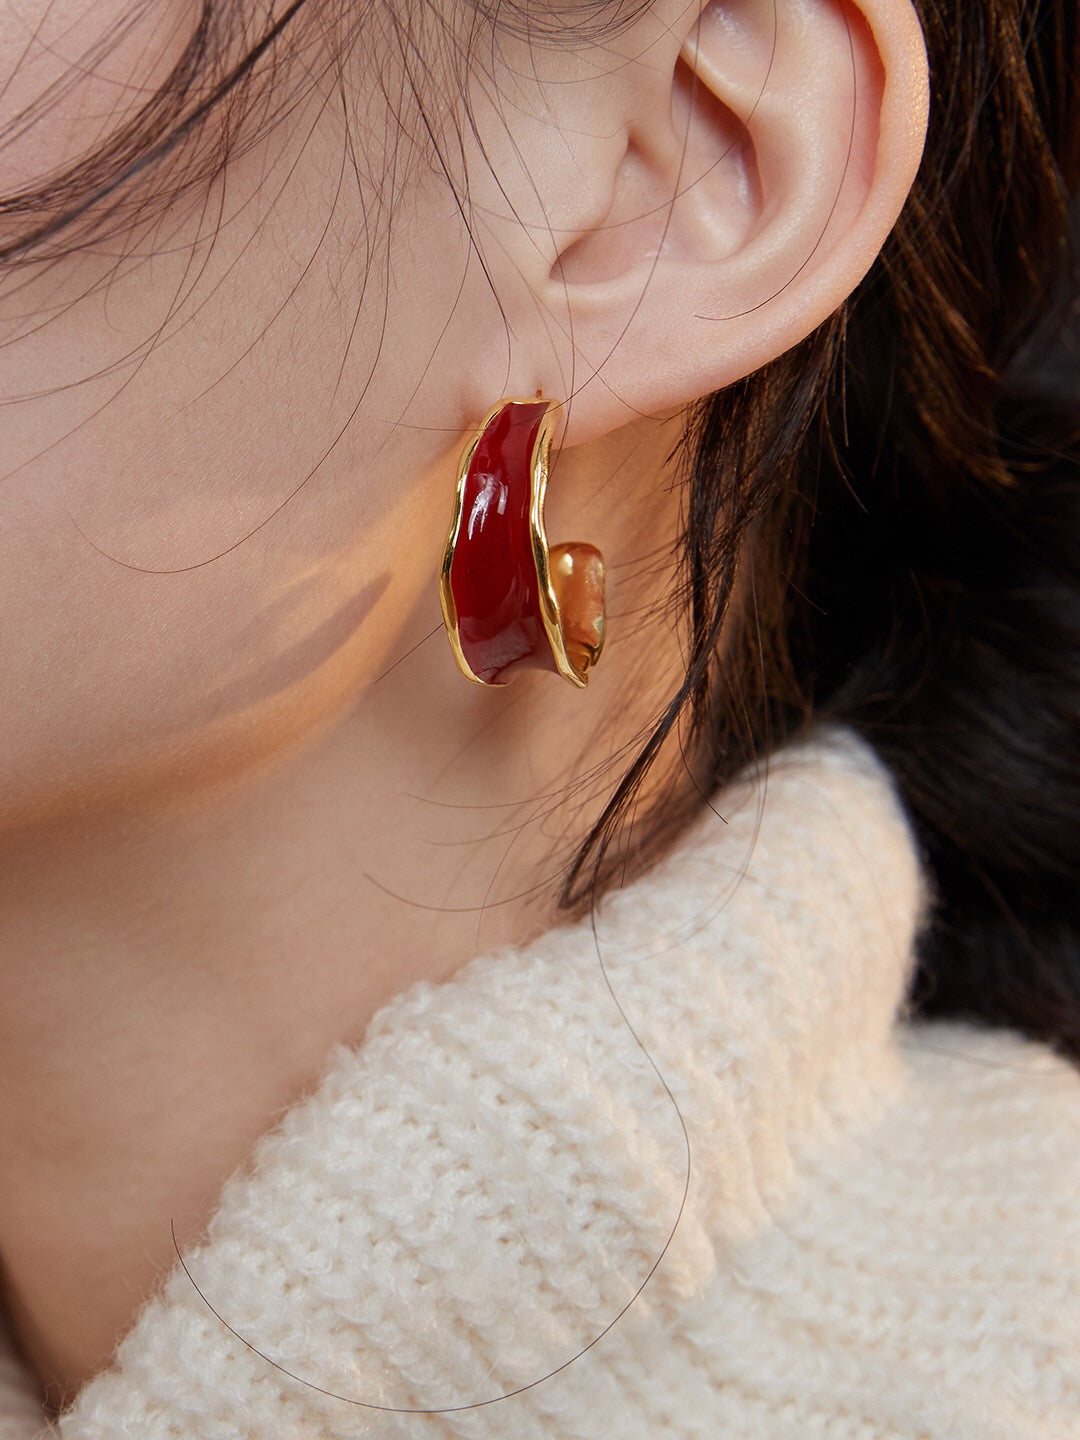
[0,0,928,1409]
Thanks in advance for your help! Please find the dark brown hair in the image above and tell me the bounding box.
[3,0,1078,1058]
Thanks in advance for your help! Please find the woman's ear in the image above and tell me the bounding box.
[461,0,929,444]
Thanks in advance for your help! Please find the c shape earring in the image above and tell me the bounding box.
[439,397,606,688]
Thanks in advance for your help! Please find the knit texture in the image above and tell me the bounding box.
[3,731,1078,1438]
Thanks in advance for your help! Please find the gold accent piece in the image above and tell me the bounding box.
[549,543,606,680]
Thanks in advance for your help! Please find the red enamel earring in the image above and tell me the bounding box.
[439,398,606,688]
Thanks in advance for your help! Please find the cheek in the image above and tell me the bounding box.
[0,448,426,830]
[0,203,466,830]
[0,51,502,830]
[0,0,199,199]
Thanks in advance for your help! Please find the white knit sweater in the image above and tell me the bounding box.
[3,733,1078,1439]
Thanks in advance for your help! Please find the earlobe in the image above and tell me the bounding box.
[529,0,929,443]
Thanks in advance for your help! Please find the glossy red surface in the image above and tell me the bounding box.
[449,401,556,684]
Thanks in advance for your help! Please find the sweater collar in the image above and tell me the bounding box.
[10,729,923,1437]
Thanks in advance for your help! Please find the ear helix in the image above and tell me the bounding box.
[439,398,606,688]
